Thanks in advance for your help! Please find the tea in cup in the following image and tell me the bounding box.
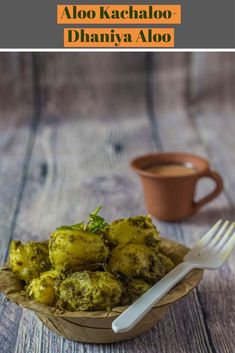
[130,152,223,221]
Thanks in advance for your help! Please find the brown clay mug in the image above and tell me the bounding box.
[130,152,223,221]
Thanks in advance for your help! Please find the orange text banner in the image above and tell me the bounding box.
[58,5,181,24]
[64,28,175,48]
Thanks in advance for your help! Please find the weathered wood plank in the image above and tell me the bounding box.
[0,53,33,119]
[37,53,147,120]
[152,52,235,353]
[0,53,36,263]
[189,52,235,353]
[190,53,234,111]
[147,52,218,353]
[0,53,36,353]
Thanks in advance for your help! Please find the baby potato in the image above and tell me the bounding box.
[109,243,157,279]
[105,215,160,248]
[58,271,123,311]
[109,244,174,281]
[49,229,110,271]
[122,278,150,305]
[26,270,59,305]
[156,252,175,277]
[9,240,51,282]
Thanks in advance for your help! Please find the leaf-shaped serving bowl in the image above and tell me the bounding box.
[0,238,203,343]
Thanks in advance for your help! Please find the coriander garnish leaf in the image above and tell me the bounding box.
[85,206,108,233]
[56,206,107,234]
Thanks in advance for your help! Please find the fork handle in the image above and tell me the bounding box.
[112,261,194,333]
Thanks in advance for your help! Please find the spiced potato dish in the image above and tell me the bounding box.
[8,207,175,311]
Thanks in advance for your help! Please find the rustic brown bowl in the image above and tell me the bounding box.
[0,238,203,343]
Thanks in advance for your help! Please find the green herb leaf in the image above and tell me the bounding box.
[85,206,108,233]
[56,207,107,234]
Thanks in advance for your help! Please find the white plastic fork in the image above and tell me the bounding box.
[112,220,235,333]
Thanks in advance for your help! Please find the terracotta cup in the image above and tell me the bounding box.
[130,152,223,221]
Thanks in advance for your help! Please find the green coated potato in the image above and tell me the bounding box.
[9,210,176,311]
[49,229,110,271]
[58,271,123,311]
[26,270,59,305]
[105,215,160,248]
[109,243,174,281]
[9,240,50,282]
[122,278,150,305]
[156,252,175,278]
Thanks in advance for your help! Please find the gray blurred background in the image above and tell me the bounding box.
[0,52,235,121]
[0,52,234,122]
[0,52,234,226]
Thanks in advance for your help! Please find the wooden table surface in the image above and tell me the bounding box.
[0,53,234,353]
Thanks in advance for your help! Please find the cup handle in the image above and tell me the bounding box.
[191,169,223,215]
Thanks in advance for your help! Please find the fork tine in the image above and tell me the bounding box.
[213,223,235,254]
[217,226,235,263]
[191,220,223,253]
[202,220,229,253]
